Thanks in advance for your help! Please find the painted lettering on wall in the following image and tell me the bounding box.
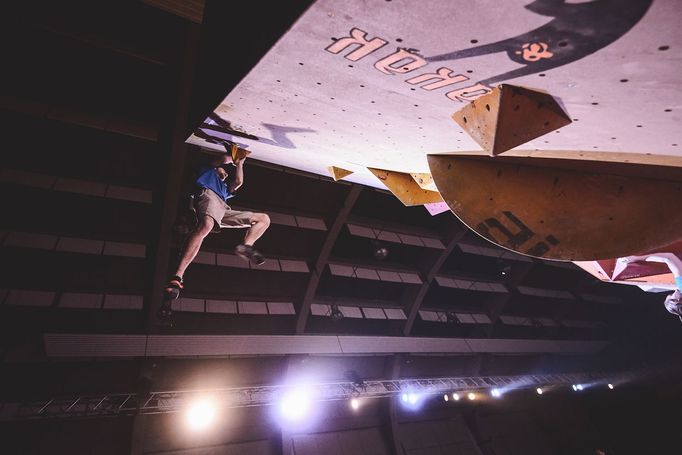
[476,211,561,258]
[325,28,489,103]
[325,0,652,101]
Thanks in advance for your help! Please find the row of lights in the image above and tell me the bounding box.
[441,392,476,402]
[185,383,617,430]
[400,391,473,404]
[438,383,615,403]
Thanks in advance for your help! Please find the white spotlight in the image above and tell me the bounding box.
[443,394,449,402]
[400,392,421,408]
[608,383,614,390]
[408,393,418,405]
[279,388,311,422]
[186,399,217,430]
[536,387,543,395]
[350,398,360,410]
[572,385,577,391]
[576,384,584,391]
[467,392,476,401]
[452,393,460,401]
[491,389,501,398]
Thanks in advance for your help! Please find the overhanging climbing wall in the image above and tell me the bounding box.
[187,0,682,260]
[188,0,680,190]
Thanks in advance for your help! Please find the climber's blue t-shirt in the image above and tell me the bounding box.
[675,276,682,291]
[195,166,233,201]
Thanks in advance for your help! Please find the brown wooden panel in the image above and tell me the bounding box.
[428,154,682,260]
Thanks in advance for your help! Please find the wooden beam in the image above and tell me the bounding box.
[143,0,205,24]
[146,24,200,331]
[295,184,362,334]
[134,22,199,452]
[460,410,488,455]
[129,359,156,455]
[129,414,148,455]
[44,333,610,357]
[35,23,167,66]
[467,354,486,376]
[385,355,404,455]
[401,225,468,336]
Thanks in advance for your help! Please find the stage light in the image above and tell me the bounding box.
[467,392,476,401]
[400,392,421,409]
[408,393,418,405]
[400,391,424,410]
[608,383,614,390]
[452,393,460,401]
[186,398,217,430]
[279,388,312,422]
[350,398,360,410]
[572,384,583,391]
[491,389,501,398]
[536,387,543,395]
[443,394,449,402]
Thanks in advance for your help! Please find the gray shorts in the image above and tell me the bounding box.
[194,188,254,233]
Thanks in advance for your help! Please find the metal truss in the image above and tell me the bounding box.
[0,370,632,421]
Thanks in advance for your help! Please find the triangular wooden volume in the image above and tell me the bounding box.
[327,166,354,181]
[410,173,438,191]
[452,84,572,156]
[367,167,443,206]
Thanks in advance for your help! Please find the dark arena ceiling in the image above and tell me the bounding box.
[1,1,682,454]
